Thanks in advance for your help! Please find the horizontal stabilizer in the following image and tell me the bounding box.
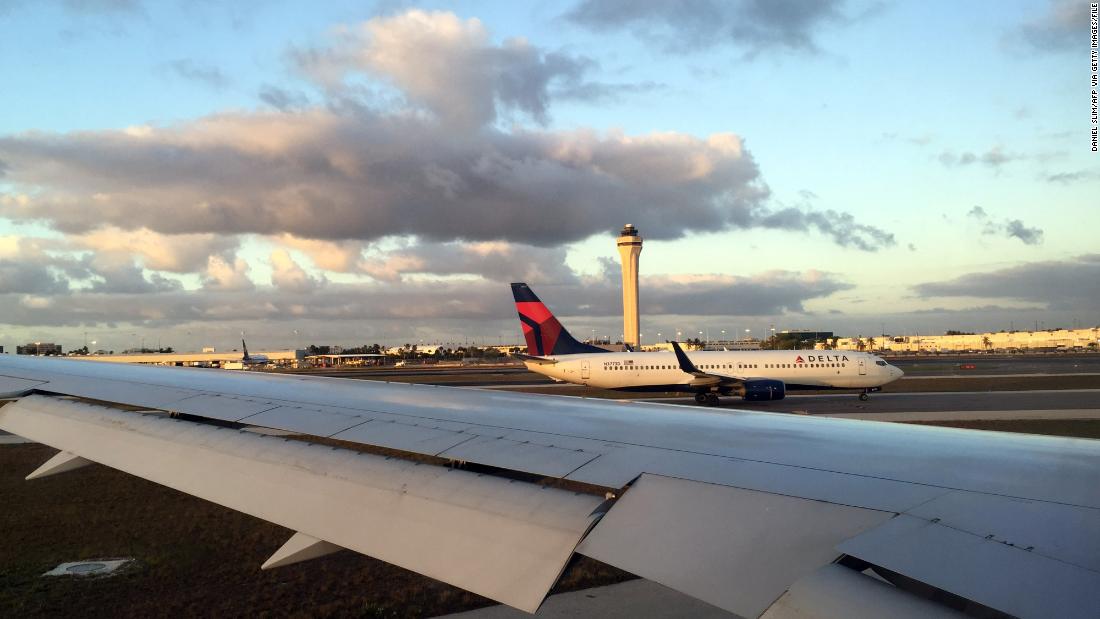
[26,450,92,480]
[512,352,558,365]
[262,531,343,570]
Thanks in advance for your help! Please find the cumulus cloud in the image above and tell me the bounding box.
[68,227,238,272]
[292,10,632,129]
[967,206,1043,245]
[358,240,579,284]
[635,270,850,315]
[203,255,254,291]
[1010,0,1079,53]
[566,0,848,55]
[0,7,898,255]
[274,235,366,272]
[87,261,181,293]
[0,259,70,294]
[270,249,324,292]
[913,255,1100,307]
[0,114,897,250]
[1,233,181,295]
[0,265,850,328]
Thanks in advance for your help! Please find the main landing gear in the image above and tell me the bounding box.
[694,392,721,407]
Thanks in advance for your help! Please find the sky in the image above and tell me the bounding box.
[0,0,1097,352]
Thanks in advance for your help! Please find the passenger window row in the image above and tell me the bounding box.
[608,362,848,371]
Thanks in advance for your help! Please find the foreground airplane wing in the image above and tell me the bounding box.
[1,355,1098,618]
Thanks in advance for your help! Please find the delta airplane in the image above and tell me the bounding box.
[511,282,903,405]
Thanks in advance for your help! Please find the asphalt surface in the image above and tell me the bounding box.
[887,354,1100,376]
[641,389,1100,416]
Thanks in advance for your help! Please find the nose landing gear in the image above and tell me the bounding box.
[859,391,870,401]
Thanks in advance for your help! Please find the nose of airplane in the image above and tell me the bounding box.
[890,365,904,380]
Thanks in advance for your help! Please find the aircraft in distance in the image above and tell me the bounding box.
[0,354,1097,618]
[510,283,904,405]
[241,339,269,366]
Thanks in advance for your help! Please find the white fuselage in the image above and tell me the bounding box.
[525,350,903,392]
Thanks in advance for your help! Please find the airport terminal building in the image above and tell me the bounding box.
[827,328,1100,353]
[76,349,306,368]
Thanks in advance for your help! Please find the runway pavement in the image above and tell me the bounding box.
[634,389,1100,421]
[888,354,1100,376]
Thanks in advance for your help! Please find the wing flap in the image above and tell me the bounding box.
[0,395,603,613]
[576,474,894,618]
[838,514,1100,619]
[905,490,1100,572]
[0,375,47,398]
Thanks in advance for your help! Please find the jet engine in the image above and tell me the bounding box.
[741,379,786,401]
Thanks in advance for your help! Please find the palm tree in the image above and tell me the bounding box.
[856,339,866,352]
[982,336,992,351]
[866,337,877,352]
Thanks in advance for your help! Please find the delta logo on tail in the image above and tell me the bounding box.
[511,283,610,356]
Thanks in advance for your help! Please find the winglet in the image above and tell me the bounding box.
[26,451,92,480]
[670,341,703,376]
[261,531,343,570]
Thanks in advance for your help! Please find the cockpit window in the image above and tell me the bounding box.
[875,360,887,366]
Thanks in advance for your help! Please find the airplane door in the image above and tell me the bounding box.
[858,359,867,375]
[581,361,590,380]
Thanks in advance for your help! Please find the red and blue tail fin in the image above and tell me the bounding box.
[511,283,610,356]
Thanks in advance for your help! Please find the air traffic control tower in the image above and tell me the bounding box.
[617,224,643,348]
